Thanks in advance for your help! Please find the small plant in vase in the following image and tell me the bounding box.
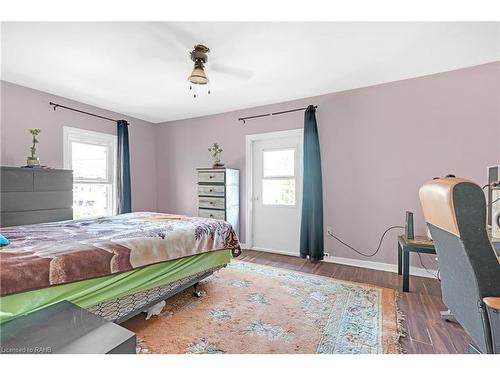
[27,128,41,167]
[208,143,224,168]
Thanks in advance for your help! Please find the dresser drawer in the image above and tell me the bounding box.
[198,185,225,197]
[198,196,225,210]
[198,171,225,183]
[1,191,73,212]
[198,209,225,220]
[1,169,34,192]
[1,208,73,227]
[34,170,73,191]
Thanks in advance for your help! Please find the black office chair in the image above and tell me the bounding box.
[419,177,500,353]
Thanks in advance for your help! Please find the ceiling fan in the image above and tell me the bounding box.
[143,24,253,97]
[188,44,211,98]
[187,43,254,98]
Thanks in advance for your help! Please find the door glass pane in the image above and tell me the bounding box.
[73,183,111,218]
[263,149,295,177]
[72,142,108,179]
[262,179,295,205]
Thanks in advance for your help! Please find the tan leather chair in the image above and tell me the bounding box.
[419,177,500,353]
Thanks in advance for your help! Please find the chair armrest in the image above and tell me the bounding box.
[483,297,500,310]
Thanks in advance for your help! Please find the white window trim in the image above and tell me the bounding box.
[63,126,117,217]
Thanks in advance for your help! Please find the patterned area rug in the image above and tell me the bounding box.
[122,261,403,354]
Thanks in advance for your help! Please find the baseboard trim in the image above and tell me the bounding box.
[323,255,438,279]
[242,246,438,279]
[247,246,298,257]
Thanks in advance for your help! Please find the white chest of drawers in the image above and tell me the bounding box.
[197,168,240,235]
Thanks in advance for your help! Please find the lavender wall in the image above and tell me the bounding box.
[1,63,498,267]
[0,81,157,212]
[155,62,500,266]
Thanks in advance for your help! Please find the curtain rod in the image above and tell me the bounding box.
[238,105,317,124]
[49,102,119,123]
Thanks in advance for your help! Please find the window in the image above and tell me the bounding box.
[64,127,117,219]
[262,148,296,205]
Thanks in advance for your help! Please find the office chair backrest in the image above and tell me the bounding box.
[419,177,500,353]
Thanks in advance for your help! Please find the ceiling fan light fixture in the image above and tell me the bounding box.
[188,66,209,85]
[188,45,211,98]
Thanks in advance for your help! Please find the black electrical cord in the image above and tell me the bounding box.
[327,224,443,278]
[417,252,439,279]
[482,183,500,190]
[327,225,404,258]
[482,184,500,204]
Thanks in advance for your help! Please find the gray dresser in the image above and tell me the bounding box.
[1,166,73,227]
[197,168,239,235]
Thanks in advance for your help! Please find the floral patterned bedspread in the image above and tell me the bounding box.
[0,212,240,296]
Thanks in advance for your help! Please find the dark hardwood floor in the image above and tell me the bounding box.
[238,249,472,354]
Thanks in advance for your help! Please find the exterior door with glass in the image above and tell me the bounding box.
[251,129,303,255]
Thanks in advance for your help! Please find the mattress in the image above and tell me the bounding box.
[0,212,241,296]
[0,249,232,323]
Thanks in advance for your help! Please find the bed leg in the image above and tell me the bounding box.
[192,282,206,297]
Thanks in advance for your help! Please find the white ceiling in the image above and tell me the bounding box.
[2,22,499,123]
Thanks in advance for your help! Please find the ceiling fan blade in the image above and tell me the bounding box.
[156,23,205,54]
[138,23,200,60]
[210,63,254,80]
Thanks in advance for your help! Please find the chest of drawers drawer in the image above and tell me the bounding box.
[198,171,225,183]
[198,196,225,210]
[198,209,226,220]
[198,185,225,197]
[1,167,73,227]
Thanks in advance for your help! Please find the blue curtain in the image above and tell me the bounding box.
[117,120,131,214]
[300,105,324,261]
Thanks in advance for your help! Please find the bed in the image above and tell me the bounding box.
[0,212,241,323]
